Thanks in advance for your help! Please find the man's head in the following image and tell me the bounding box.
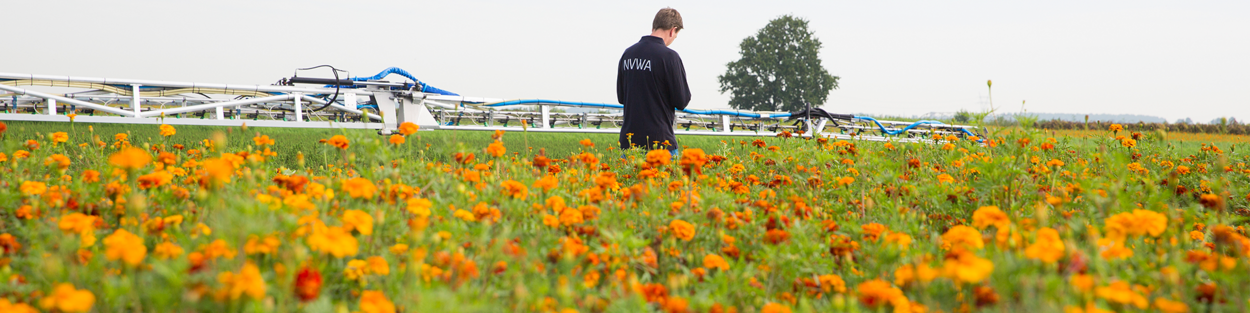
[650,7,682,47]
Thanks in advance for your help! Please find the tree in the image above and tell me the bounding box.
[718,15,839,112]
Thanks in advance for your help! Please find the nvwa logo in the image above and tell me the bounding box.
[622,58,652,71]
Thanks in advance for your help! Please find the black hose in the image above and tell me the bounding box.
[294,65,345,112]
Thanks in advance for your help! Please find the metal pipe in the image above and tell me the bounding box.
[0,84,135,116]
[0,72,349,94]
[140,94,296,117]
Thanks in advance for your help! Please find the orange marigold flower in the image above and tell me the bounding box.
[1094,281,1148,309]
[579,138,595,147]
[486,140,506,157]
[646,149,672,167]
[218,263,266,300]
[326,135,350,149]
[1153,297,1189,313]
[669,219,696,241]
[343,177,378,199]
[51,132,69,144]
[136,170,174,189]
[81,169,100,183]
[1024,227,1065,263]
[359,290,397,313]
[103,229,146,266]
[941,225,984,250]
[703,254,730,271]
[533,175,558,192]
[501,180,529,199]
[398,122,419,136]
[341,209,375,235]
[307,226,358,258]
[1109,124,1123,132]
[19,181,47,196]
[1104,209,1167,239]
[861,223,888,242]
[1,299,38,313]
[679,148,709,174]
[936,173,955,183]
[406,198,433,218]
[109,147,151,169]
[253,135,275,146]
[972,206,1010,230]
[38,283,94,313]
[942,249,994,284]
[856,279,908,310]
[159,124,176,137]
[760,302,791,313]
[388,134,405,145]
[154,242,185,259]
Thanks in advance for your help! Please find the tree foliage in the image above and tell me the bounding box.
[718,15,838,112]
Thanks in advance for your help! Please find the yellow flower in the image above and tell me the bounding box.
[243,235,281,255]
[359,290,397,313]
[972,206,1010,230]
[307,226,358,258]
[103,229,146,266]
[159,124,176,137]
[941,225,984,250]
[217,263,266,300]
[39,284,95,313]
[760,302,791,313]
[669,219,696,241]
[343,177,378,199]
[1024,227,1065,263]
[703,254,730,271]
[345,259,368,280]
[453,209,477,222]
[342,209,375,236]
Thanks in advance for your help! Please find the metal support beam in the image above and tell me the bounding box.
[47,98,56,115]
[141,94,297,117]
[721,115,731,132]
[540,105,551,128]
[215,106,225,120]
[293,93,302,122]
[0,84,135,116]
[131,84,142,118]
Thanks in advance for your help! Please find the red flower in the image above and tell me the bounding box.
[295,266,323,302]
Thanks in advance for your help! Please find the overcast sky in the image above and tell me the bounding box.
[6,0,1247,123]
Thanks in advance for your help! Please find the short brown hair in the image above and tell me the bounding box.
[652,8,683,31]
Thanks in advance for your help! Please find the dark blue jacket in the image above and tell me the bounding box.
[617,36,691,150]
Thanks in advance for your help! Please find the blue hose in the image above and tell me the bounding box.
[345,67,460,96]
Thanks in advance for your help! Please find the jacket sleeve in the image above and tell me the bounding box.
[668,54,692,111]
[616,57,626,105]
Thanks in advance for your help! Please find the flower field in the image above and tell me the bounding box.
[1,120,1249,313]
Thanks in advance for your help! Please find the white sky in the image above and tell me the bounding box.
[6,0,1248,123]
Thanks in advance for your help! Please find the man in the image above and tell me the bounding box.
[617,7,692,153]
